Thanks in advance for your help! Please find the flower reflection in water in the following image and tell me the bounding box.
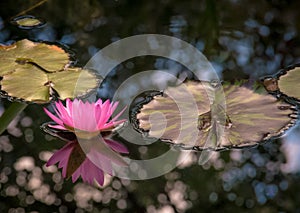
[43,98,128,186]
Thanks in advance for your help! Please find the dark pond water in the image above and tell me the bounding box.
[1,0,300,212]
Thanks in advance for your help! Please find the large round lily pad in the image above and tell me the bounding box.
[0,39,69,75]
[134,81,296,150]
[1,64,98,103]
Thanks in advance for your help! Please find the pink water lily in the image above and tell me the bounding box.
[44,98,126,134]
[44,98,128,186]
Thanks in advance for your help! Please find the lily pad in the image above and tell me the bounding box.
[0,39,99,103]
[0,39,69,75]
[49,67,99,100]
[134,81,296,150]
[277,66,300,100]
[1,64,98,103]
[11,15,46,29]
[134,81,212,146]
[1,64,50,102]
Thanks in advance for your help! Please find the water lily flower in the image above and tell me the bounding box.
[44,98,126,138]
[43,98,128,186]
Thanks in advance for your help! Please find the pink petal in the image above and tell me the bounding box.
[95,104,102,127]
[86,150,113,175]
[72,100,98,131]
[72,157,105,186]
[71,166,81,182]
[54,101,67,119]
[96,99,103,105]
[46,142,75,178]
[85,105,98,132]
[48,124,67,130]
[66,99,73,116]
[97,100,112,129]
[72,101,85,130]
[87,140,128,168]
[109,102,119,116]
[101,119,126,130]
[94,168,105,186]
[104,139,129,154]
[111,106,127,122]
[55,101,73,127]
[43,108,64,126]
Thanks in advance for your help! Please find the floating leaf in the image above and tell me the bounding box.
[0,64,98,103]
[11,15,45,29]
[0,39,69,75]
[49,67,98,100]
[0,39,98,103]
[135,81,296,150]
[1,64,49,102]
[277,66,300,100]
[135,81,213,145]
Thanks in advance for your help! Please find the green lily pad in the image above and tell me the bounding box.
[135,81,296,150]
[11,15,45,29]
[277,66,300,100]
[1,64,98,103]
[47,67,99,100]
[1,64,50,102]
[0,39,69,75]
[0,39,99,103]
